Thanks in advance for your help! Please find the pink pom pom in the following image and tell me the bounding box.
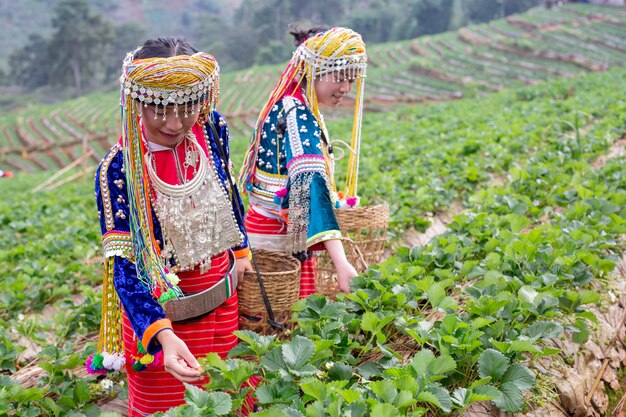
[275,188,288,198]
[86,354,108,375]
[346,197,358,207]
[148,351,163,369]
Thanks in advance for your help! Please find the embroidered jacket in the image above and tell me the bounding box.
[95,111,248,354]
[248,95,341,253]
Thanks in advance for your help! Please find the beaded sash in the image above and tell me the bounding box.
[146,133,242,273]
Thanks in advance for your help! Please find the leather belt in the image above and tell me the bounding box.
[161,251,237,323]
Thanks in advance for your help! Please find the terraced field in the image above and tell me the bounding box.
[1,4,624,173]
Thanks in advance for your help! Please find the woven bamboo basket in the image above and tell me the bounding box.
[316,204,390,297]
[238,249,301,333]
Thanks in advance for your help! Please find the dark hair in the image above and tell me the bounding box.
[133,37,198,59]
[288,25,329,47]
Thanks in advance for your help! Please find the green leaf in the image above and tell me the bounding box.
[203,352,228,372]
[184,383,209,407]
[370,403,401,417]
[493,382,523,412]
[394,375,419,394]
[394,390,417,410]
[523,321,563,340]
[518,286,538,304]
[475,384,502,399]
[572,318,590,344]
[57,395,77,409]
[301,380,327,402]
[451,387,469,407]
[282,336,315,370]
[502,364,535,391]
[328,362,353,381]
[427,282,445,308]
[356,362,382,380]
[430,354,456,376]
[255,381,300,404]
[470,317,495,330]
[415,391,441,408]
[578,290,600,305]
[361,312,379,333]
[508,339,540,354]
[279,407,306,417]
[370,380,397,403]
[428,385,452,413]
[261,348,287,373]
[289,364,317,377]
[410,349,435,377]
[208,392,233,415]
[337,389,361,404]
[478,349,509,381]
[42,398,62,416]
[224,364,256,390]
[73,380,90,404]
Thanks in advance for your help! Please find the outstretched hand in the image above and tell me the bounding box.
[336,261,358,293]
[156,329,204,383]
[323,239,359,293]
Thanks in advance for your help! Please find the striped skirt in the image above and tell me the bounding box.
[122,251,240,416]
[244,206,317,298]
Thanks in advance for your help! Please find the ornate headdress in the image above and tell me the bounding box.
[88,50,220,374]
[120,51,220,301]
[239,27,367,198]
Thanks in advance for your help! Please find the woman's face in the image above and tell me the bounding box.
[140,104,200,148]
[314,73,354,108]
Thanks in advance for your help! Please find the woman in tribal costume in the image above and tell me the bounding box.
[239,27,368,296]
[88,38,255,416]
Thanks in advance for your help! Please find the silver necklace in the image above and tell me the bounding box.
[145,129,243,273]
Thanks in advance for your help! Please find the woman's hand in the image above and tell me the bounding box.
[156,329,203,383]
[335,261,358,293]
[235,256,253,289]
[323,239,359,293]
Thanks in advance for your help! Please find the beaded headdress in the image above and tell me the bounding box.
[239,27,367,199]
[88,50,220,374]
[120,51,220,302]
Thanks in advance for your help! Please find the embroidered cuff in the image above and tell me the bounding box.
[234,247,250,259]
[142,318,173,354]
[102,231,134,259]
[307,230,342,248]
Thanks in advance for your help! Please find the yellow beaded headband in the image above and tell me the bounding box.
[120,51,220,120]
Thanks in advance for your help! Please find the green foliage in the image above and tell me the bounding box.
[167,69,625,414]
[0,51,625,416]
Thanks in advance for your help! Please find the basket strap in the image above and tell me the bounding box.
[208,120,284,331]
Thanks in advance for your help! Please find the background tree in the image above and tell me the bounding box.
[102,23,148,82]
[9,34,50,90]
[47,0,113,94]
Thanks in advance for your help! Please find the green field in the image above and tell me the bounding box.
[1,4,626,417]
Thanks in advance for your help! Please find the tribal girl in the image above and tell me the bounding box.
[239,27,368,296]
[89,38,254,415]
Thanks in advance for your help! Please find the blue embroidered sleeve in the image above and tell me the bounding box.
[307,173,341,245]
[206,110,249,253]
[282,98,341,250]
[95,145,169,354]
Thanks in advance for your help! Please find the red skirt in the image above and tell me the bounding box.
[244,206,317,298]
[122,251,239,416]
